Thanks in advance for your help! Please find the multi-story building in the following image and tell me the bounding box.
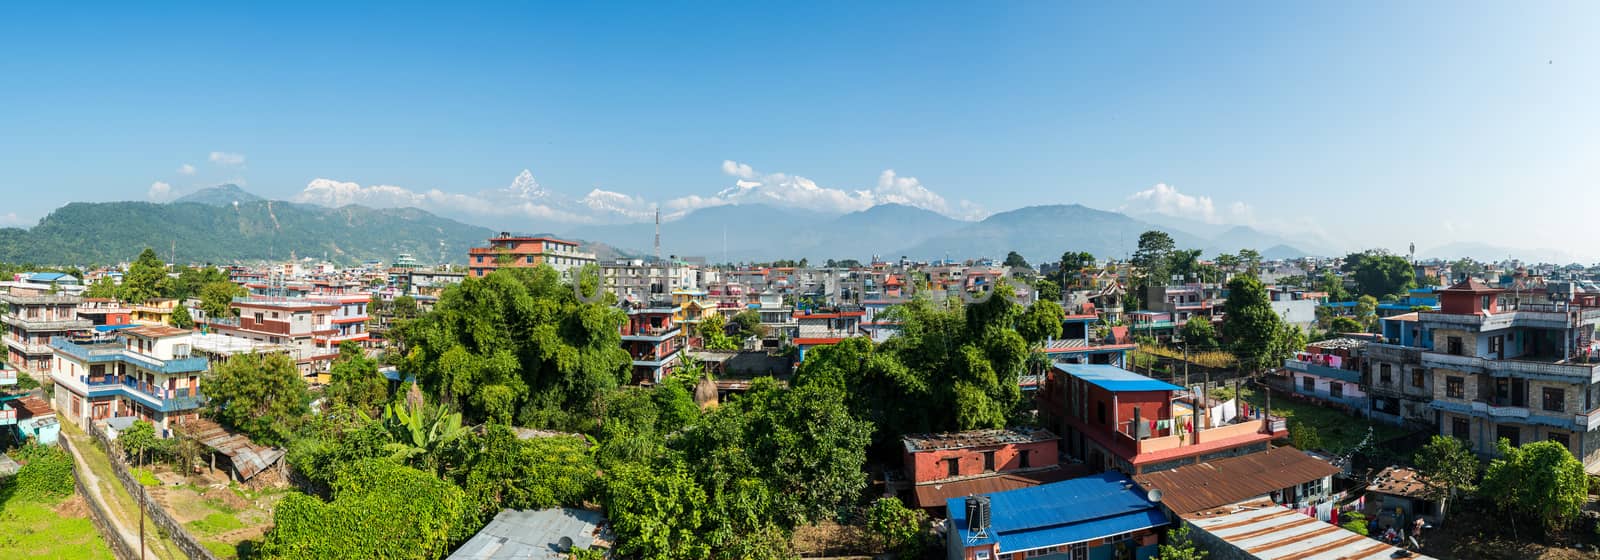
[1,289,92,374]
[621,302,682,384]
[466,233,596,279]
[755,291,797,343]
[77,298,132,328]
[901,428,1067,513]
[1365,312,1436,427]
[601,260,684,302]
[1143,283,1226,326]
[1279,338,1370,414]
[210,296,367,382]
[1422,279,1600,469]
[50,325,209,436]
[1042,364,1286,475]
[0,363,18,432]
[1040,306,1135,368]
[670,289,712,343]
[130,297,180,326]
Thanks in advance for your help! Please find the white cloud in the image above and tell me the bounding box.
[665,160,986,220]
[177,163,196,176]
[293,162,985,224]
[0,212,25,227]
[209,151,246,166]
[1122,183,1254,225]
[148,181,173,201]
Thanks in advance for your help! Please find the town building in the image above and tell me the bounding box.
[901,428,1070,512]
[1421,279,1600,470]
[0,363,18,435]
[210,296,368,381]
[1364,466,1446,529]
[1042,364,1287,475]
[621,302,682,384]
[602,259,688,302]
[130,298,181,326]
[76,298,133,328]
[1,288,92,374]
[944,471,1166,560]
[49,325,209,436]
[1364,312,1436,427]
[1279,338,1369,414]
[1143,283,1225,326]
[1042,305,1136,367]
[466,233,596,279]
[1183,499,1435,560]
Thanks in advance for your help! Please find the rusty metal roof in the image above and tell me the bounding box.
[1365,466,1431,499]
[1133,446,1340,515]
[176,418,285,480]
[10,395,54,419]
[910,466,1088,508]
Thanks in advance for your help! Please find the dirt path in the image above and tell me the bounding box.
[62,427,182,560]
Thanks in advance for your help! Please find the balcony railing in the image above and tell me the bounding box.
[1421,351,1600,380]
[0,407,15,425]
[53,337,209,374]
[80,374,206,411]
[1117,415,1286,455]
[1470,399,1532,419]
[0,313,93,331]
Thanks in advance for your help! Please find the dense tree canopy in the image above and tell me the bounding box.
[1480,439,1587,530]
[119,248,168,304]
[396,267,631,428]
[1222,275,1301,372]
[199,279,247,320]
[1342,250,1415,299]
[1015,300,1064,346]
[1414,435,1476,515]
[201,352,310,446]
[325,341,389,417]
[1179,317,1219,350]
[1003,251,1030,268]
[1131,231,1176,286]
[259,459,468,560]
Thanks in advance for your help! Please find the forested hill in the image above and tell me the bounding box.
[0,199,531,266]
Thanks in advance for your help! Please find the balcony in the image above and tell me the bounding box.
[1365,343,1422,364]
[0,313,93,331]
[4,335,55,356]
[1118,415,1287,456]
[620,325,681,342]
[52,338,209,374]
[0,368,15,386]
[0,405,14,426]
[1283,359,1363,384]
[1421,351,1600,381]
[631,347,682,368]
[79,374,206,412]
[1469,399,1532,419]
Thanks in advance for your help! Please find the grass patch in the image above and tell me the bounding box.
[188,512,245,536]
[0,496,115,559]
[202,540,236,559]
[131,468,159,487]
[1138,344,1238,369]
[1235,386,1408,453]
[59,423,187,560]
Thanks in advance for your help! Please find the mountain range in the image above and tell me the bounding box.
[0,184,1334,267]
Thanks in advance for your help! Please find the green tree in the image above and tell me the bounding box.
[1354,295,1378,331]
[1167,249,1204,283]
[396,267,631,427]
[1342,250,1415,299]
[199,280,246,320]
[444,424,600,524]
[1157,525,1208,560]
[169,304,194,329]
[867,497,925,557]
[201,352,310,446]
[118,420,167,467]
[1213,253,1241,270]
[1237,248,1263,274]
[1003,251,1030,268]
[1179,318,1219,350]
[1058,251,1095,289]
[1015,300,1064,346]
[381,398,470,473]
[392,295,420,319]
[119,248,167,304]
[1315,270,1351,302]
[1131,231,1176,288]
[1479,439,1587,531]
[1222,275,1293,373]
[1414,435,1477,516]
[603,461,712,560]
[699,313,739,351]
[84,276,119,299]
[325,341,388,417]
[1329,316,1363,334]
[1290,419,1323,451]
[258,459,468,560]
[730,310,764,340]
[1034,278,1061,302]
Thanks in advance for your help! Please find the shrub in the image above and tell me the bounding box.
[5,443,75,500]
[257,459,467,559]
[1340,511,1369,536]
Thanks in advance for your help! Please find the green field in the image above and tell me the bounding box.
[1218,385,1412,454]
[0,493,115,559]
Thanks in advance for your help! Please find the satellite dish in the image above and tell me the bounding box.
[557,536,574,552]
[1147,488,1164,503]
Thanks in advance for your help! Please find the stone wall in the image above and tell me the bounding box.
[87,423,221,560]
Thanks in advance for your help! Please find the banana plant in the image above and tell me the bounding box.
[381,398,468,471]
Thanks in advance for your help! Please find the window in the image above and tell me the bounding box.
[946,458,959,478]
[1447,336,1463,356]
[1446,376,1464,399]
[1490,336,1503,355]
[1549,431,1571,450]
[1066,542,1088,560]
[1451,417,1470,440]
[1331,382,1344,398]
[1412,368,1425,388]
[1544,388,1566,412]
[1379,364,1392,384]
[983,451,996,472]
[1481,295,1492,311]
[1497,425,1520,447]
[1097,401,1107,425]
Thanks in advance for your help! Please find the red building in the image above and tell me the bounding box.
[621,303,682,384]
[1044,363,1286,475]
[901,428,1075,512]
[466,233,595,278]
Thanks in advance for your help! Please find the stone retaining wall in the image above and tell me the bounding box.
[87,423,221,560]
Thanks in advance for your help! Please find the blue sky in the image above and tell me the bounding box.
[1,2,1596,258]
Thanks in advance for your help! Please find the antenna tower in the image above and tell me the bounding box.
[654,207,662,264]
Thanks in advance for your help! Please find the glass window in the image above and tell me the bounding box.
[1302,376,1314,391]
[1412,368,1425,388]
[1379,364,1392,384]
[1331,382,1344,398]
[1549,431,1571,450]
[1544,388,1566,412]
[1446,376,1464,399]
[1447,337,1463,356]
[1451,417,1470,440]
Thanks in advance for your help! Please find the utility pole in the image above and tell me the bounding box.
[139,442,146,560]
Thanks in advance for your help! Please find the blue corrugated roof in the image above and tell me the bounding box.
[26,272,71,282]
[947,472,1166,551]
[1055,364,1182,392]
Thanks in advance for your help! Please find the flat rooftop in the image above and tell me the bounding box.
[1055,363,1184,393]
[902,427,1058,453]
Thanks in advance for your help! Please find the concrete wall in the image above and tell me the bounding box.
[905,439,1059,484]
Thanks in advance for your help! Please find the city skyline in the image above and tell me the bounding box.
[2,2,1597,258]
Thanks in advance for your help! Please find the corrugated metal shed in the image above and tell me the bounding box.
[1133,446,1340,515]
[177,418,285,481]
[447,508,610,559]
[1185,501,1435,560]
[1367,466,1431,499]
[1055,364,1184,392]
